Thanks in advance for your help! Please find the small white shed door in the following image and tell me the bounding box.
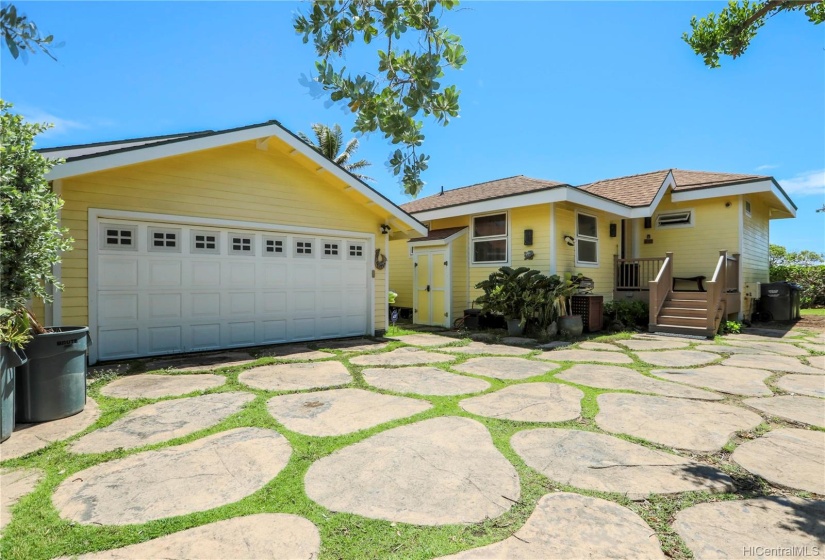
[93,218,370,361]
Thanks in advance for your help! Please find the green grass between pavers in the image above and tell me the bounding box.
[801,308,825,316]
[2,330,822,560]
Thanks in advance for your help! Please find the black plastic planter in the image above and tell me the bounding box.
[1,344,27,442]
[16,327,90,423]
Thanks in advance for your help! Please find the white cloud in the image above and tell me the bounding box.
[17,105,88,137]
[778,169,825,196]
[755,164,778,171]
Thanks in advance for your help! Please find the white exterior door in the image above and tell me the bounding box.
[92,216,371,362]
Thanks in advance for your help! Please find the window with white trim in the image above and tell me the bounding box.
[191,230,220,254]
[295,238,314,257]
[575,212,598,266]
[263,236,286,256]
[347,241,365,259]
[322,240,341,259]
[472,212,507,264]
[229,234,254,255]
[744,200,752,218]
[655,210,693,228]
[101,224,138,251]
[148,227,181,253]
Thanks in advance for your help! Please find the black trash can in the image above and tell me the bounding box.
[16,327,89,423]
[759,282,803,321]
[1,345,26,442]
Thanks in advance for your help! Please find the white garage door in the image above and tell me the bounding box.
[93,218,371,361]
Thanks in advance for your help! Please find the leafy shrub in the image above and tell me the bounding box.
[604,299,649,330]
[769,264,825,308]
[720,320,742,334]
[475,267,567,329]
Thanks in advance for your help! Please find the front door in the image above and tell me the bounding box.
[414,250,449,327]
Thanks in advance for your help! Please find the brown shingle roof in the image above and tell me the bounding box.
[578,169,768,208]
[400,175,567,213]
[409,227,467,243]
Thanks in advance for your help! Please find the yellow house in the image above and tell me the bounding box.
[40,121,426,364]
[389,170,797,337]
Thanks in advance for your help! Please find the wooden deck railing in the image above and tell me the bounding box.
[706,250,728,335]
[648,252,673,327]
[613,255,667,292]
[725,252,740,293]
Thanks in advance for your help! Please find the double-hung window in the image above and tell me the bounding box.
[575,212,598,266]
[472,213,508,264]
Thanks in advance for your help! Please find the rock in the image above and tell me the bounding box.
[615,339,691,351]
[53,428,291,525]
[266,388,431,436]
[438,493,664,559]
[70,392,254,454]
[596,394,762,452]
[452,357,559,380]
[100,374,225,399]
[807,354,825,371]
[536,349,633,364]
[731,429,825,494]
[799,342,825,353]
[500,337,537,346]
[441,342,533,356]
[537,341,571,350]
[673,497,825,559]
[362,367,490,396]
[776,374,825,398]
[238,361,351,391]
[557,364,721,400]
[633,350,718,367]
[304,417,519,525]
[742,395,825,427]
[61,514,320,559]
[316,338,390,352]
[257,345,335,361]
[1,468,44,532]
[349,347,455,366]
[577,341,622,351]
[694,344,770,355]
[459,383,583,422]
[511,429,733,499]
[723,354,824,375]
[390,334,459,347]
[1,399,100,460]
[144,351,255,372]
[722,339,809,356]
[651,365,773,397]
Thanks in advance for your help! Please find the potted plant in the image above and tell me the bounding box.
[0,308,29,442]
[553,278,583,338]
[1,101,86,424]
[475,267,537,336]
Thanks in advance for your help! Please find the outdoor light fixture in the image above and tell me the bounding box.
[524,250,535,260]
[380,224,391,234]
[563,235,575,246]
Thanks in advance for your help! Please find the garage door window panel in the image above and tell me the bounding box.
[347,242,365,259]
[263,236,286,257]
[191,230,220,254]
[230,234,255,255]
[148,227,181,253]
[322,240,341,259]
[295,238,314,258]
[101,224,138,251]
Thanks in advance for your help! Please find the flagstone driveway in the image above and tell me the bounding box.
[1,327,823,559]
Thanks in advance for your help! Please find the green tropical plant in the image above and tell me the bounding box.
[475,267,564,329]
[720,320,743,334]
[0,307,31,348]
[604,299,649,330]
[0,100,73,336]
[298,123,374,182]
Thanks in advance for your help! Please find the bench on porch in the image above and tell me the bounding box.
[672,275,707,292]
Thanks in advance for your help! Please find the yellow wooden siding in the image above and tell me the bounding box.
[741,196,770,285]
[58,141,395,331]
[389,238,414,308]
[639,192,740,278]
[450,233,469,321]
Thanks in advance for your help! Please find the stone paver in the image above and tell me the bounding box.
[316,338,390,352]
[799,341,825,353]
[500,336,537,346]
[441,342,533,356]
[62,514,320,559]
[438,493,664,559]
[538,341,572,349]
[1,399,100,460]
[1,468,44,531]
[615,338,691,351]
[512,429,733,499]
[70,392,255,454]
[651,365,773,397]
[694,344,770,355]
[596,394,762,452]
[145,351,255,372]
[723,339,809,356]
[634,350,718,367]
[807,354,825,370]
[578,341,622,351]
[349,347,455,366]
[558,364,721,400]
[459,383,583,422]
[239,361,351,391]
[100,373,225,399]
[536,349,633,364]
[363,367,490,396]
[258,345,335,361]
[266,388,431,436]
[731,429,825,494]
[743,395,825,427]
[305,417,520,525]
[723,354,824,374]
[673,497,825,559]
[53,427,291,525]
[391,333,458,347]
[738,329,806,340]
[776,374,825,398]
[452,357,559,380]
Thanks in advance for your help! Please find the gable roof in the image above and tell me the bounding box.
[40,120,426,236]
[400,175,567,213]
[408,226,467,243]
[578,169,769,208]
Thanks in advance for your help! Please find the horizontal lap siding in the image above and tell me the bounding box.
[554,204,619,300]
[389,239,414,308]
[58,141,388,330]
[741,196,770,285]
[450,234,469,320]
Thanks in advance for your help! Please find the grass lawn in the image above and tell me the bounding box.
[1,327,822,560]
[801,308,825,316]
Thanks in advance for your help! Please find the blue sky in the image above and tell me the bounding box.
[3,1,823,251]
